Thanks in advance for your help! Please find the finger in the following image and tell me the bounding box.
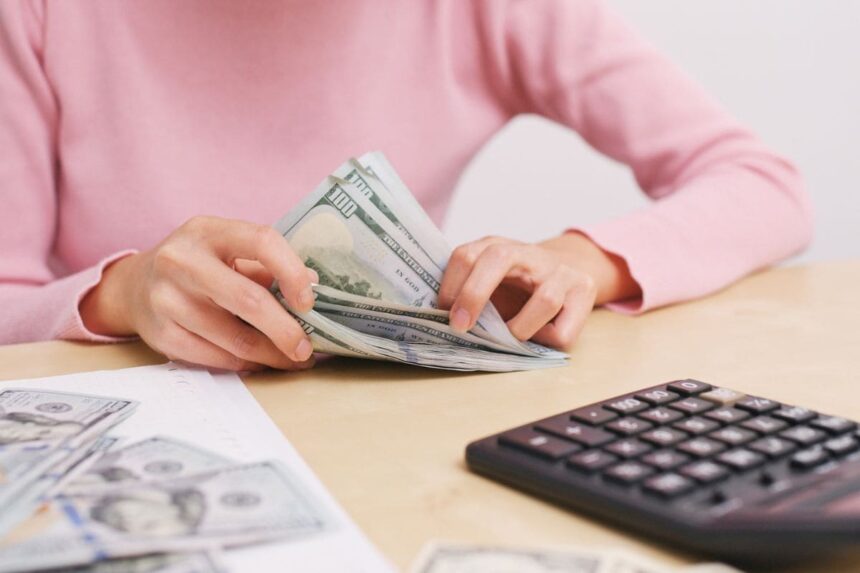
[188,256,315,363]
[234,259,318,289]
[449,243,535,332]
[506,271,572,341]
[173,293,313,370]
[439,236,511,310]
[153,322,265,372]
[531,279,597,349]
[188,217,314,312]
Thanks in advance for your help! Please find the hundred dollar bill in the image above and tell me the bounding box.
[65,437,233,493]
[271,154,568,370]
[0,461,330,572]
[0,389,138,536]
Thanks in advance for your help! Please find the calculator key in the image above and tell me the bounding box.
[603,461,654,485]
[673,416,720,435]
[640,428,688,447]
[641,450,691,471]
[567,450,618,473]
[638,407,684,425]
[705,407,750,424]
[772,406,816,423]
[499,429,581,460]
[736,397,780,414]
[606,417,654,436]
[823,435,860,457]
[669,398,715,415]
[811,416,857,435]
[716,448,766,471]
[570,406,618,426]
[709,427,757,446]
[536,421,614,447]
[667,379,712,395]
[699,387,746,405]
[635,389,680,405]
[680,460,730,484]
[779,426,828,446]
[748,436,797,458]
[605,439,652,459]
[790,447,830,470]
[604,397,649,415]
[643,473,695,498]
[677,437,727,458]
[740,416,788,435]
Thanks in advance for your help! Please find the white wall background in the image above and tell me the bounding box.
[444,1,860,262]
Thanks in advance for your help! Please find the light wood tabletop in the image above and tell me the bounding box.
[1,261,859,572]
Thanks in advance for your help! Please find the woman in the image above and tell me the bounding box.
[0,1,812,371]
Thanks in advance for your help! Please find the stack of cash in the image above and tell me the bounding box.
[274,152,569,372]
[0,389,330,573]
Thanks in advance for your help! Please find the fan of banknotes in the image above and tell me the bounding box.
[0,388,330,573]
[273,152,569,372]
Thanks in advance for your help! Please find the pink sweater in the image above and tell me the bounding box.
[0,1,812,345]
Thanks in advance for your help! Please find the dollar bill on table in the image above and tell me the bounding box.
[409,542,744,573]
[0,461,330,572]
[0,389,138,537]
[272,151,570,372]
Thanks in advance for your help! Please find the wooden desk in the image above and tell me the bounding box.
[2,261,859,572]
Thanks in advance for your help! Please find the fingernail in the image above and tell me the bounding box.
[307,268,319,283]
[298,287,314,311]
[450,307,471,332]
[294,338,313,361]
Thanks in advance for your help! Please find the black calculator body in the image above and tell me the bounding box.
[466,380,860,564]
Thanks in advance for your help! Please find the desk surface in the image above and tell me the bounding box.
[2,261,859,572]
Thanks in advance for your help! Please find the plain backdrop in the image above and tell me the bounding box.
[443,0,860,263]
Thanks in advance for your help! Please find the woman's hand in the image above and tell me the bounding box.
[80,216,317,372]
[438,233,640,349]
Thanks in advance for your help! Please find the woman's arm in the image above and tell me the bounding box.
[441,0,812,347]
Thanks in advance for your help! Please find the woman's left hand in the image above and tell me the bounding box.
[438,233,640,349]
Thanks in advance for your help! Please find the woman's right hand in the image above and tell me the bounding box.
[80,216,317,372]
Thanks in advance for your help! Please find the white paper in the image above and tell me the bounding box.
[0,363,393,573]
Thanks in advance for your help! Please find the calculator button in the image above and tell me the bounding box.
[716,448,766,471]
[535,421,614,447]
[667,380,712,395]
[641,450,690,471]
[677,437,727,458]
[779,425,828,446]
[635,389,680,405]
[638,407,684,425]
[680,460,730,484]
[567,450,618,473]
[673,416,720,435]
[705,407,750,424]
[740,416,788,435]
[790,447,830,470]
[499,429,581,460]
[606,417,654,436]
[772,406,816,423]
[640,428,688,447]
[709,427,757,446]
[669,398,715,415]
[642,473,695,498]
[604,397,649,415]
[811,416,857,435]
[699,387,746,405]
[823,435,860,457]
[603,461,654,485]
[570,406,618,426]
[605,439,652,459]
[748,436,797,458]
[736,397,780,414]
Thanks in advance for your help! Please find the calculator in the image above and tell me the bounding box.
[465,380,860,563]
